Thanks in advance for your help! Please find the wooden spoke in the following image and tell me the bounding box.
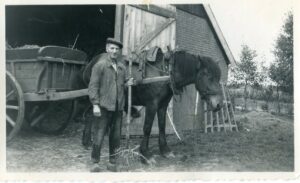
[6,115,16,127]
[6,105,19,110]
[30,113,47,127]
[6,90,15,98]
[6,71,25,142]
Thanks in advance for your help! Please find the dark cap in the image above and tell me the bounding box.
[106,37,123,49]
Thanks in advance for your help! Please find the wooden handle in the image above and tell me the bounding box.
[126,59,132,149]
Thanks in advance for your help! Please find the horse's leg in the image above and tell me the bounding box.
[82,118,92,149]
[157,105,171,156]
[140,104,157,164]
[157,96,174,158]
[82,105,93,149]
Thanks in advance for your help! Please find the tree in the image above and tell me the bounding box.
[269,12,293,95]
[269,12,293,113]
[230,44,258,110]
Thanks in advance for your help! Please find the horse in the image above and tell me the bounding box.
[78,47,223,164]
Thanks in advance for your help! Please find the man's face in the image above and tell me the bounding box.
[106,43,120,60]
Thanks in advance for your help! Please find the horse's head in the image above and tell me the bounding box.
[167,51,223,111]
[195,56,223,112]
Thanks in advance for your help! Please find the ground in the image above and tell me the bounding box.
[6,110,294,172]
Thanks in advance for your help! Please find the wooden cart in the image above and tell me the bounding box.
[6,46,89,141]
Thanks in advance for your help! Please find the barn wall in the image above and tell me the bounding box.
[173,8,229,133]
[176,9,228,81]
[175,4,206,18]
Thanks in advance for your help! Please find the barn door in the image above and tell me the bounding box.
[122,5,176,54]
[120,4,176,135]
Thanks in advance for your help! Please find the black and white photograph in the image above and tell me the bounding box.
[2,0,298,179]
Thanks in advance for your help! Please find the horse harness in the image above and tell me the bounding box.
[128,47,182,96]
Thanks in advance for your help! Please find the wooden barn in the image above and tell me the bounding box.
[6,4,235,136]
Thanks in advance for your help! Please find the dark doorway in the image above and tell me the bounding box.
[6,5,116,59]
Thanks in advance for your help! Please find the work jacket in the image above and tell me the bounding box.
[88,53,127,111]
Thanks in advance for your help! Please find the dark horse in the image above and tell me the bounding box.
[79,48,223,163]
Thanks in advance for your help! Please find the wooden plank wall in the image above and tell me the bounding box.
[6,62,81,93]
[122,5,176,55]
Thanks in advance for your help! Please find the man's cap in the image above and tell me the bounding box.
[106,37,123,49]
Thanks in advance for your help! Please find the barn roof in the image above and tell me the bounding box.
[202,4,236,65]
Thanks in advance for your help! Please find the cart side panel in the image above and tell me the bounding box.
[6,62,44,93]
[6,61,83,93]
[6,46,87,94]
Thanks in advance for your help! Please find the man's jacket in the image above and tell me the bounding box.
[88,53,127,111]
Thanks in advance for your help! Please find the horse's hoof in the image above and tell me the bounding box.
[147,157,157,165]
[90,163,101,172]
[140,156,156,165]
[161,150,175,158]
[82,141,92,150]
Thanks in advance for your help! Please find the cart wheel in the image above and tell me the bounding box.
[6,71,25,141]
[28,100,75,135]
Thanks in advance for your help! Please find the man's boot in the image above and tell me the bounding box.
[107,162,119,172]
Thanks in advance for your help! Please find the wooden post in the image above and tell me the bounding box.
[126,59,132,149]
[210,111,214,133]
[204,102,208,133]
[194,92,199,116]
[221,107,226,132]
[226,87,238,132]
[216,111,220,132]
[114,5,124,41]
[221,83,232,131]
[52,63,57,89]
[10,62,15,76]
[194,92,199,128]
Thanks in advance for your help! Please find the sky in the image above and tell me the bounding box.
[208,0,293,67]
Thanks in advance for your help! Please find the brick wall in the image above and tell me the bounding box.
[173,9,229,134]
[176,9,228,81]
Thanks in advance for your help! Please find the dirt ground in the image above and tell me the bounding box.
[6,110,294,172]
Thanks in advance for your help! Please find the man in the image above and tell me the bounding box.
[88,37,132,172]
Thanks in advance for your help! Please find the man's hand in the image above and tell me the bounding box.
[93,105,101,117]
[126,77,135,86]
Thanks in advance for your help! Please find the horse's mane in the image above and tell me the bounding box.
[173,51,221,79]
[170,51,221,95]
[173,51,199,79]
[198,55,221,79]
